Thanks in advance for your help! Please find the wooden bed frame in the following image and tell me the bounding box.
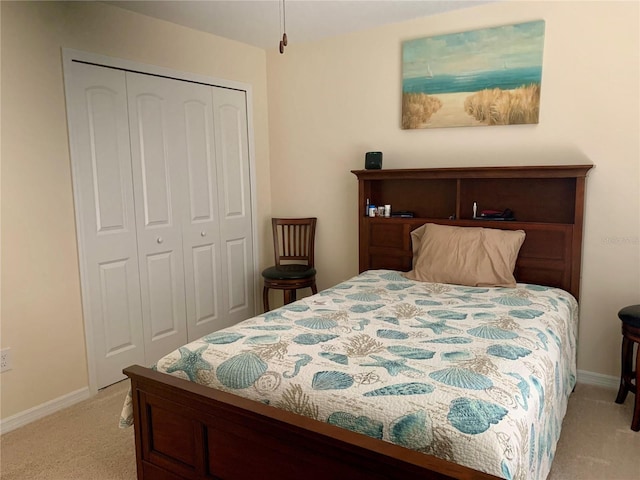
[124,165,592,480]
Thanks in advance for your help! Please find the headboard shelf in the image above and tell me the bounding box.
[352,165,593,299]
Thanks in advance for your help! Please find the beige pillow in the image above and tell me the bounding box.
[410,224,428,268]
[405,223,525,287]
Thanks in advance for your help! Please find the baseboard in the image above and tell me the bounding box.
[0,387,90,435]
[577,369,619,390]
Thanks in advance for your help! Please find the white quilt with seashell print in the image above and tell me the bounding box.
[120,270,578,480]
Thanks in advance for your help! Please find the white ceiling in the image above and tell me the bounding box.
[106,1,492,50]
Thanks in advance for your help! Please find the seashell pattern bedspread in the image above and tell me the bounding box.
[120,270,578,480]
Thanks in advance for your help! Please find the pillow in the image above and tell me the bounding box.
[405,223,525,287]
[410,224,428,268]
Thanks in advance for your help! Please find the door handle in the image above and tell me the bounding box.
[156,237,163,244]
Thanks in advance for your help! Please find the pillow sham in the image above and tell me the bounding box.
[405,223,525,287]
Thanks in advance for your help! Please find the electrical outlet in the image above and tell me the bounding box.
[1,348,12,372]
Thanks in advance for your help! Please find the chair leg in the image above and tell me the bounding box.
[283,289,295,305]
[632,344,640,431]
[616,336,633,404]
[311,282,318,295]
[263,286,270,313]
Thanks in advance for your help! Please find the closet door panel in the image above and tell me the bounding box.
[126,73,188,361]
[178,83,224,340]
[213,88,255,328]
[65,62,144,388]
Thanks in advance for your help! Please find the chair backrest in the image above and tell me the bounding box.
[271,218,317,267]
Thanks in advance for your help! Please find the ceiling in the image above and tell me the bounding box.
[106,1,492,50]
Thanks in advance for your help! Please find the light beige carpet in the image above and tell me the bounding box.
[1,381,638,479]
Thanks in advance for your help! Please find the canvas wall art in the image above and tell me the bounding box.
[402,20,545,129]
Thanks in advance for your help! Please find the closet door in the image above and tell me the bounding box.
[65,62,144,388]
[126,73,189,361]
[212,88,255,328]
[174,81,225,341]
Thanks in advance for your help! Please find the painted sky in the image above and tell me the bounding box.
[403,20,545,80]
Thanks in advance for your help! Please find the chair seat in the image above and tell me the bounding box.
[262,264,316,280]
[619,305,640,328]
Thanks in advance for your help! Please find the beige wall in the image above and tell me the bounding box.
[266,0,639,378]
[0,1,272,419]
[1,0,638,424]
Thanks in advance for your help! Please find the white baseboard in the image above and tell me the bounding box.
[0,387,90,435]
[577,369,619,390]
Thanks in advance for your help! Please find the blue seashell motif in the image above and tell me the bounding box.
[244,334,279,345]
[376,329,409,339]
[501,460,513,480]
[319,352,349,365]
[295,317,338,330]
[526,284,549,292]
[386,283,412,291]
[441,351,473,361]
[364,382,434,397]
[332,283,353,289]
[447,397,508,434]
[430,367,493,390]
[487,344,532,360]
[216,352,268,389]
[350,304,384,313]
[346,292,382,302]
[203,332,244,344]
[467,325,518,340]
[312,371,354,390]
[380,271,409,282]
[428,310,467,320]
[327,412,383,439]
[390,410,433,449]
[387,345,435,360]
[376,316,399,325]
[546,328,562,349]
[492,296,532,306]
[509,309,544,319]
[292,333,338,345]
[473,312,497,321]
[415,299,441,306]
[456,287,490,294]
[530,375,545,419]
[423,336,473,344]
[282,304,310,312]
[261,310,287,322]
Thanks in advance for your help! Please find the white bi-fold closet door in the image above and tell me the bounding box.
[65,59,255,389]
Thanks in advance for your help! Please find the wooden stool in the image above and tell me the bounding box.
[615,304,640,431]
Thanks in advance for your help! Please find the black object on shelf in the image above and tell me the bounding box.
[474,208,516,221]
[391,211,414,218]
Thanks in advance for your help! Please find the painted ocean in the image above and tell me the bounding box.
[403,66,542,95]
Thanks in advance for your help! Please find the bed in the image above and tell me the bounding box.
[121,165,592,480]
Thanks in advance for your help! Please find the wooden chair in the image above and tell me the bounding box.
[262,218,317,312]
[615,304,640,431]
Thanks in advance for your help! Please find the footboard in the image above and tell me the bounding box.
[124,365,501,480]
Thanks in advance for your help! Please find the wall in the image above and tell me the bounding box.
[0,1,272,421]
[266,0,639,379]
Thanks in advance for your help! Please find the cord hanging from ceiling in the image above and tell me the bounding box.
[279,0,288,54]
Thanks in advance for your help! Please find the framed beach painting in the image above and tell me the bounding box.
[402,20,545,129]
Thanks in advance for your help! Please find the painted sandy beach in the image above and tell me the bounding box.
[425,92,482,128]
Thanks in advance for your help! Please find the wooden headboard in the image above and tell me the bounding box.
[352,165,592,300]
